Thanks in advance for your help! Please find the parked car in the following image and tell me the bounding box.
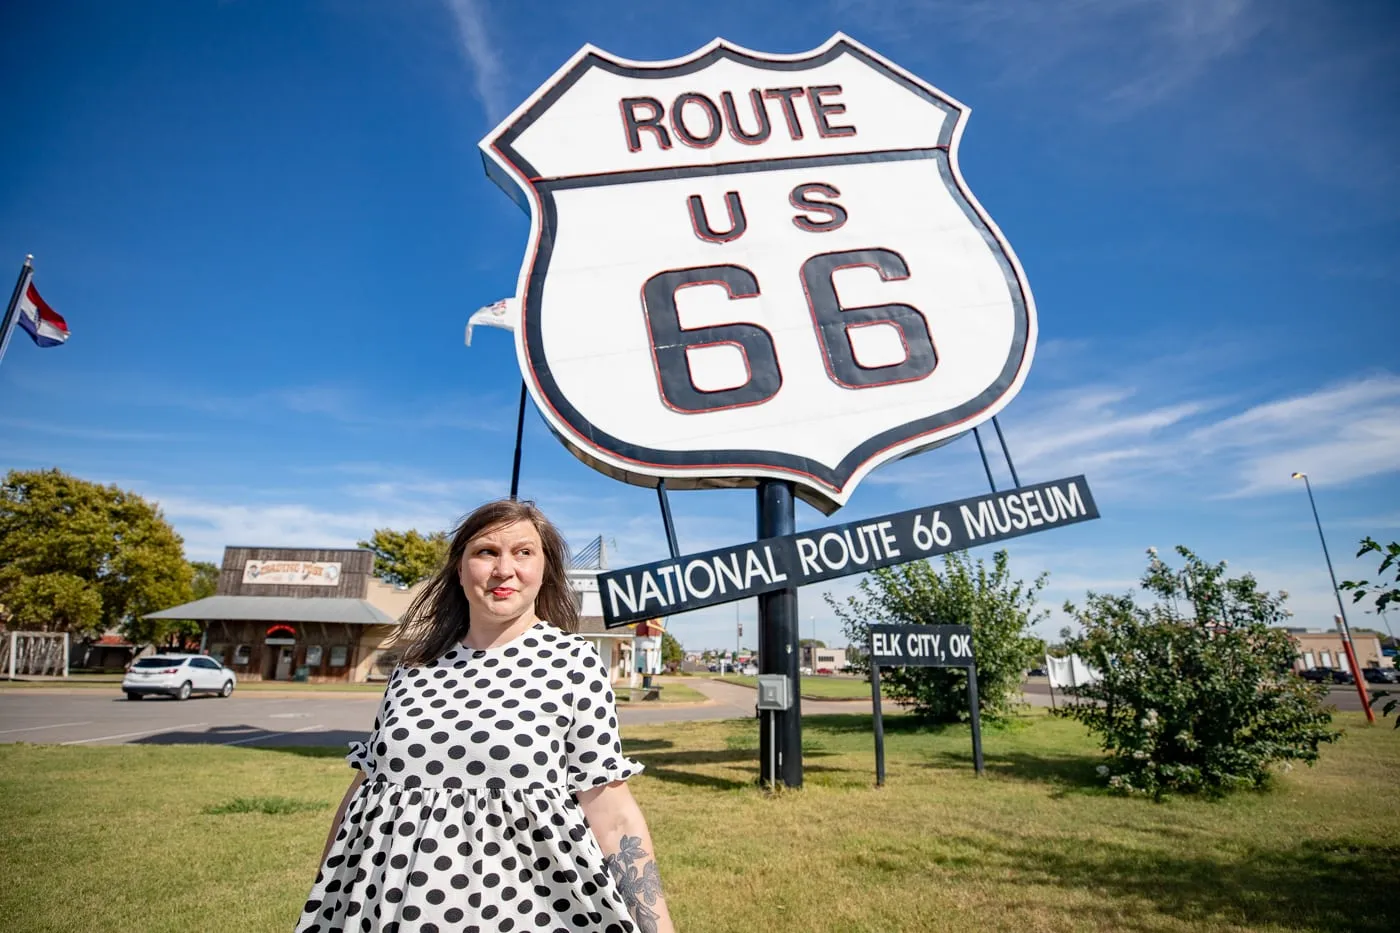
[122,655,237,700]
[1299,667,1355,685]
[1361,667,1400,684]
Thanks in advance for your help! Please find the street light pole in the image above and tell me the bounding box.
[1291,472,1351,629]
[1292,471,1375,723]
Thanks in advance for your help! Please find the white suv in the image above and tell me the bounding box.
[122,655,237,701]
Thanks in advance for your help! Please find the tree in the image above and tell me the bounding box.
[1061,546,1338,797]
[1341,537,1400,614]
[1047,625,1075,657]
[661,631,683,669]
[828,549,1046,726]
[1341,537,1400,729]
[123,559,223,650]
[798,638,827,649]
[358,528,449,587]
[0,469,192,641]
[191,561,219,600]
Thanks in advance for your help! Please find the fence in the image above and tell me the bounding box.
[0,631,70,678]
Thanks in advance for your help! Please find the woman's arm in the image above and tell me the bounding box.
[577,781,676,933]
[317,770,366,865]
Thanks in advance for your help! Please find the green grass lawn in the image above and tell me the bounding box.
[617,680,708,704]
[720,673,873,699]
[2,711,1396,933]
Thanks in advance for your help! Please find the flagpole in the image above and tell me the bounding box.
[0,254,34,371]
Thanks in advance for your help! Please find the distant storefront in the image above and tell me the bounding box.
[145,542,652,684]
[145,547,408,683]
[1284,628,1391,672]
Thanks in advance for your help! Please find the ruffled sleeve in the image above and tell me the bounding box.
[346,667,397,773]
[565,641,644,793]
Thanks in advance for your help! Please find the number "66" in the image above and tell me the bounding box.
[642,249,937,413]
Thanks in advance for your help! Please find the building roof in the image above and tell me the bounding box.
[144,596,397,626]
[576,616,632,636]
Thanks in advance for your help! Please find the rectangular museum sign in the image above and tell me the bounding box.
[600,474,1098,626]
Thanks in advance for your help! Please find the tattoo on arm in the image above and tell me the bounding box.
[603,834,664,933]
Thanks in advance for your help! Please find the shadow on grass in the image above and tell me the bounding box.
[802,713,927,735]
[923,749,1106,794]
[629,747,762,791]
[965,831,1400,932]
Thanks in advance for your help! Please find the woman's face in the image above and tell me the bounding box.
[459,519,546,628]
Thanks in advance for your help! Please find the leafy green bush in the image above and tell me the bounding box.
[1061,546,1338,798]
[829,549,1045,726]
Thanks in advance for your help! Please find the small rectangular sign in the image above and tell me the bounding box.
[243,560,342,586]
[599,475,1098,626]
[869,624,974,667]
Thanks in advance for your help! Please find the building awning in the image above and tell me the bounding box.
[144,596,398,626]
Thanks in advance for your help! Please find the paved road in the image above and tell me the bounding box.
[0,678,765,748]
[0,678,1377,747]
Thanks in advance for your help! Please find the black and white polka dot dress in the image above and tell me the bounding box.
[295,622,644,933]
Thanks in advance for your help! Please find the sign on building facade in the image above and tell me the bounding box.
[242,560,342,586]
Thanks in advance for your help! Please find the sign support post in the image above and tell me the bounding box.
[757,480,802,789]
[869,623,984,782]
[509,382,527,499]
[966,662,985,775]
[869,630,886,787]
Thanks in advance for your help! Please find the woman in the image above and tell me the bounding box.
[296,499,676,933]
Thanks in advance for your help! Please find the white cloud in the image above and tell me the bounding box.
[1192,374,1400,495]
[444,0,509,122]
[835,0,1264,114]
[874,369,1400,504]
[0,418,171,442]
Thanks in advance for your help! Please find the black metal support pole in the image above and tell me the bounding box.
[656,480,680,559]
[870,634,886,787]
[991,417,1022,489]
[509,381,527,499]
[967,664,985,776]
[757,480,801,789]
[0,256,34,371]
[973,427,997,493]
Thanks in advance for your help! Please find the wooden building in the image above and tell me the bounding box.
[144,547,407,683]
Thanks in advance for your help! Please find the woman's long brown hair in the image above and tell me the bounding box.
[393,499,578,666]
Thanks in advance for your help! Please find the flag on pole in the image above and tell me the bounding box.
[16,281,69,347]
[464,297,518,347]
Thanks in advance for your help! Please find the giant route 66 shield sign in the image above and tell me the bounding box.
[481,33,1036,513]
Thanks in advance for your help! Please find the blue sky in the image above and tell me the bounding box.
[2,0,1397,651]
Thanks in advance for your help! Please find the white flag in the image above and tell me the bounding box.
[465,297,519,347]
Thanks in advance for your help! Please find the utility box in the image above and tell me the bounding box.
[756,674,791,710]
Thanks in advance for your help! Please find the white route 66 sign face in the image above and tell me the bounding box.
[480,33,1036,513]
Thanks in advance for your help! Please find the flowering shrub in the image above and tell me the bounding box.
[1059,546,1338,799]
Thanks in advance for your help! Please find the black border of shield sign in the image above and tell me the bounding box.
[481,36,1035,514]
[599,474,1099,627]
[869,624,983,784]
